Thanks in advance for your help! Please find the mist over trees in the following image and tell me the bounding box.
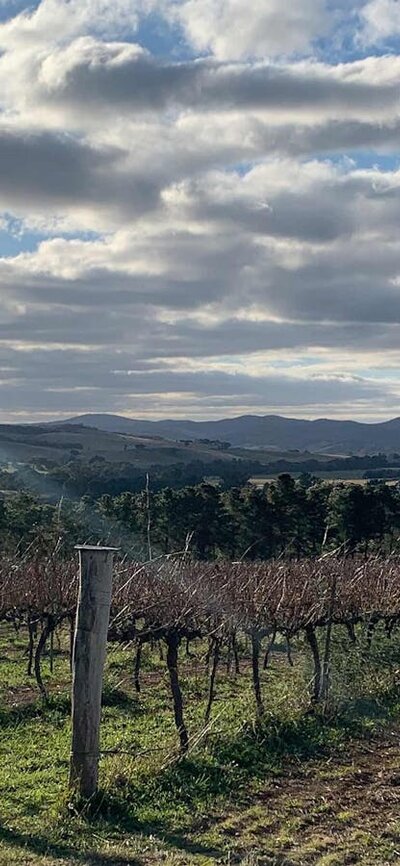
[2,475,400,560]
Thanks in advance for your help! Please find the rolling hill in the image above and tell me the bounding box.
[66,413,400,455]
[0,423,238,468]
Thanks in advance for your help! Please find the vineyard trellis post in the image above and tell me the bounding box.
[69,545,118,800]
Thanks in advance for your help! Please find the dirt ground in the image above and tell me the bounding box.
[201,727,400,865]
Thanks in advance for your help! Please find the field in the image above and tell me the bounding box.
[2,621,400,865]
[0,616,400,866]
[2,555,400,864]
[230,448,341,464]
[250,475,399,487]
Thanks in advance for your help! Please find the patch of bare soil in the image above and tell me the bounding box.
[209,728,400,865]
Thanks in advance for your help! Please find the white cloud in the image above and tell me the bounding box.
[360,0,400,43]
[0,0,143,47]
[172,0,328,60]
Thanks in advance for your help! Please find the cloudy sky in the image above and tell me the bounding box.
[1,0,400,422]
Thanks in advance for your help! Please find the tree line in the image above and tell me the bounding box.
[2,474,400,558]
[2,451,399,502]
[0,456,256,499]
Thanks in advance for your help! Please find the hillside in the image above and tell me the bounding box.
[3,422,400,498]
[0,423,238,469]
[67,413,400,455]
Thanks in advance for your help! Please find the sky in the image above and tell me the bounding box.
[1,0,400,423]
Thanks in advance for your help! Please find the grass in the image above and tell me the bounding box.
[1,626,400,864]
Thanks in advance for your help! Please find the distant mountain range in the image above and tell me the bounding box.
[64,413,400,455]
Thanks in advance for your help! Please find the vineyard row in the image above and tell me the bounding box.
[1,552,400,752]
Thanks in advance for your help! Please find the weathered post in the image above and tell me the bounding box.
[69,545,118,800]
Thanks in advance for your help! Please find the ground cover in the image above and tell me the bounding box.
[1,624,400,865]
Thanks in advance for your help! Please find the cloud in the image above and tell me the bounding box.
[3,158,400,325]
[360,0,400,43]
[0,342,391,421]
[4,43,398,183]
[0,0,399,422]
[0,128,161,229]
[172,0,328,60]
[30,43,400,121]
[0,0,143,46]
[1,45,400,235]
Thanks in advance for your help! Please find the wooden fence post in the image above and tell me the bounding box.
[69,545,118,800]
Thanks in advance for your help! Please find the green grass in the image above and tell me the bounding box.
[1,625,400,864]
